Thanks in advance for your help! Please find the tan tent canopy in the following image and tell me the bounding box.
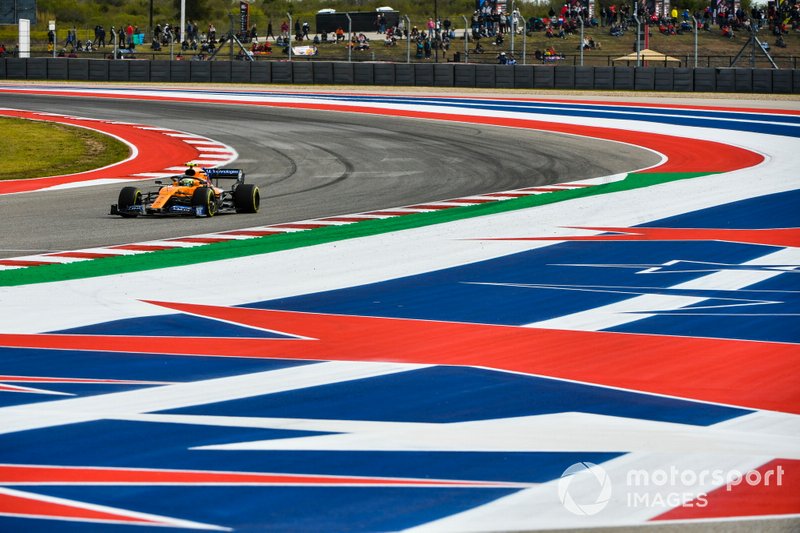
[613,49,681,63]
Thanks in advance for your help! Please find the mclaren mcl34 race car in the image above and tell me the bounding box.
[110,166,260,218]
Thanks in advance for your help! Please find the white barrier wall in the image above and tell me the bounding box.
[18,18,30,58]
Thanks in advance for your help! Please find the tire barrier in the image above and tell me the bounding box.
[1,58,798,93]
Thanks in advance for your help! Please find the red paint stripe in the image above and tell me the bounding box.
[364,210,419,216]
[0,384,44,393]
[168,237,232,244]
[110,244,177,252]
[4,303,797,414]
[482,192,539,198]
[446,198,497,204]
[497,227,800,249]
[519,187,566,192]
[0,465,509,487]
[0,260,57,267]
[46,252,120,259]
[405,204,459,210]
[0,375,160,384]
[0,493,156,523]
[653,460,800,520]
[219,230,285,236]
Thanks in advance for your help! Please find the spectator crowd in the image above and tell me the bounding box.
[3,0,797,61]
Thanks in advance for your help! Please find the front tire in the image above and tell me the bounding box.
[117,186,142,218]
[234,183,260,213]
[191,187,217,217]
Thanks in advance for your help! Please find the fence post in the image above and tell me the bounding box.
[405,15,411,63]
[346,13,352,62]
[287,13,292,61]
[462,15,469,63]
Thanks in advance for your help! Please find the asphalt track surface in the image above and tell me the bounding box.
[0,92,660,259]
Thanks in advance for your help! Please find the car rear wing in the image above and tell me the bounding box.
[204,168,245,184]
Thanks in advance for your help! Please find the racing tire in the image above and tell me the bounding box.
[234,183,260,213]
[191,187,217,217]
[117,186,142,218]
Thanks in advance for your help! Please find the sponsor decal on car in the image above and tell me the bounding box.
[205,168,241,178]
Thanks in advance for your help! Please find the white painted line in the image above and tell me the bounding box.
[54,248,143,257]
[130,241,206,249]
[254,227,305,233]
[195,147,236,153]
[0,362,428,435]
[132,172,175,178]
[339,214,393,220]
[524,247,800,331]
[196,154,234,160]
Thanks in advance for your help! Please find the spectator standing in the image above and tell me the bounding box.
[125,23,134,47]
[65,27,75,48]
[267,20,274,41]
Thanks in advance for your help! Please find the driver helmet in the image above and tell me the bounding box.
[179,177,195,187]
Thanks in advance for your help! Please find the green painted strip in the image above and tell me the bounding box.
[0,171,712,287]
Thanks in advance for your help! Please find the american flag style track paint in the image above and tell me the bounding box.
[0,86,798,532]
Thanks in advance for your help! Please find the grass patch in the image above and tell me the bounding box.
[0,117,130,181]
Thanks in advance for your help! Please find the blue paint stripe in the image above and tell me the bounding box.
[42,86,800,135]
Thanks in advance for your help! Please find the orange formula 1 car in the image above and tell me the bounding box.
[110,166,259,218]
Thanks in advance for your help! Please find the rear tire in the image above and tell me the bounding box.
[234,183,260,213]
[191,187,217,217]
[117,186,142,218]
